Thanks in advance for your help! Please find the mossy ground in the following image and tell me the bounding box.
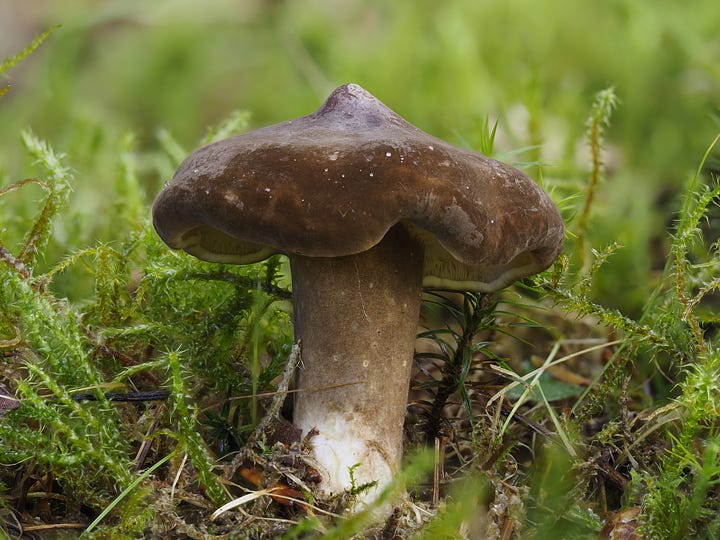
[1,3,720,538]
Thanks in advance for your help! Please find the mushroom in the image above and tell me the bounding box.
[152,83,564,507]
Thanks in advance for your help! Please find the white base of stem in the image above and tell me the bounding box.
[298,413,395,506]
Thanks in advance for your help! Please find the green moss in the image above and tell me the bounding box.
[2,9,720,537]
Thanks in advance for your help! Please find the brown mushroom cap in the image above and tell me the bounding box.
[152,83,564,292]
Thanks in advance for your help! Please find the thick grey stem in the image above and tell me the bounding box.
[290,225,423,503]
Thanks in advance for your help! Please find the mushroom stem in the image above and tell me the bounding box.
[290,224,424,505]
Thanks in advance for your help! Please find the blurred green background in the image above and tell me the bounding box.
[1,0,719,314]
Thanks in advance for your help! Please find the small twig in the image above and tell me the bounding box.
[0,244,32,281]
[171,452,189,500]
[224,382,361,403]
[0,177,48,196]
[69,390,170,402]
[21,523,87,533]
[226,341,304,479]
[500,517,515,540]
[432,435,448,508]
[134,403,166,471]
[250,340,302,443]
